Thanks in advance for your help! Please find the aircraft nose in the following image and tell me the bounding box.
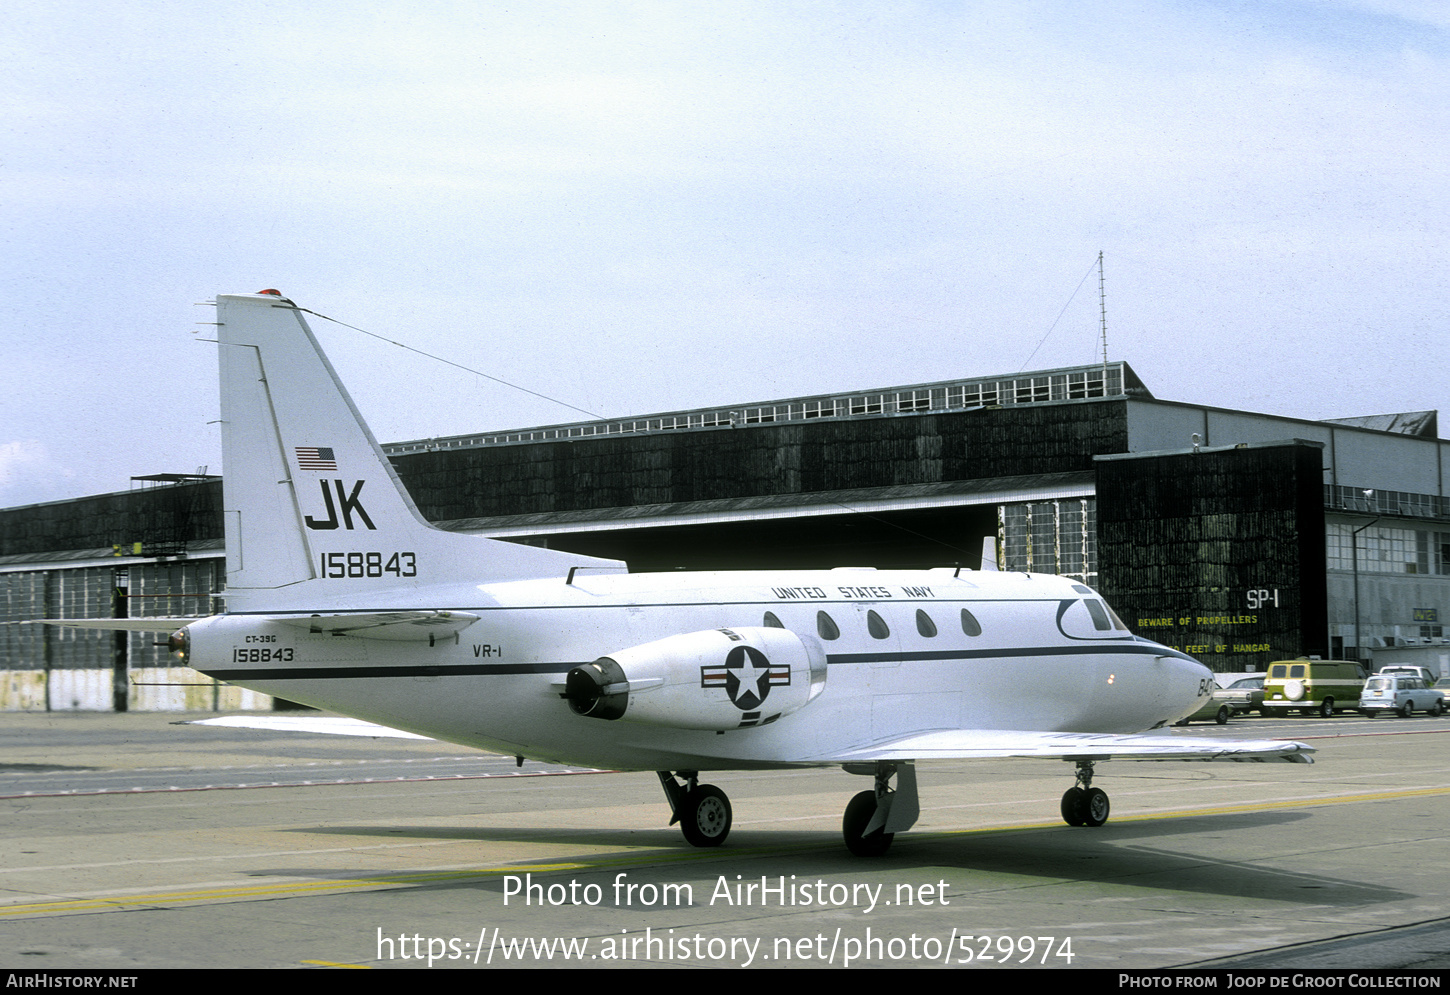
[1171,652,1214,712]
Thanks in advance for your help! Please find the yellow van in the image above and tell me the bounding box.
[1261,660,1367,717]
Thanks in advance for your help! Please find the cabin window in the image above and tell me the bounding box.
[867,610,890,639]
[1290,664,1305,678]
[915,609,937,638]
[1084,600,1112,631]
[763,612,784,628]
[1270,664,1287,678]
[960,608,982,637]
[816,611,840,641]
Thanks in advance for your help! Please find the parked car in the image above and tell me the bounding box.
[1176,690,1237,725]
[1175,672,1264,724]
[1376,665,1439,684]
[1358,675,1445,717]
[1221,674,1266,715]
[1261,659,1366,717]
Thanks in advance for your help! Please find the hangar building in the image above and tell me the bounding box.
[2,360,1447,710]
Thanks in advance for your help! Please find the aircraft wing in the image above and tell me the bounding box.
[819,729,1314,764]
[188,714,433,739]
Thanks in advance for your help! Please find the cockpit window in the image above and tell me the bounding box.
[867,610,890,639]
[816,611,840,641]
[915,609,937,638]
[763,611,784,628]
[1084,600,1112,631]
[960,608,982,637]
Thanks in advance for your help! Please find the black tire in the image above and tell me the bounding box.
[1429,700,1443,717]
[1400,701,1413,718]
[1082,787,1110,827]
[843,790,894,856]
[1215,705,1230,725]
[679,784,731,847]
[1060,787,1086,826]
[1319,698,1334,718]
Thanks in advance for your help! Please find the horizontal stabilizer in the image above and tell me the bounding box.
[32,617,202,632]
[820,729,1314,764]
[270,610,480,640]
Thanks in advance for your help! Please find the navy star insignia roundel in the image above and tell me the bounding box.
[701,646,791,711]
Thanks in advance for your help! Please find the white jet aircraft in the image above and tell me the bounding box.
[46,291,1313,856]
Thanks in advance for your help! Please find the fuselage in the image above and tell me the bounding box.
[192,566,1212,770]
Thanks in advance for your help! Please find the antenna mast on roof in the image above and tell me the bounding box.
[1097,251,1108,390]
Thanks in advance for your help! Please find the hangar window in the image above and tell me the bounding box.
[960,608,982,637]
[763,612,784,629]
[915,609,937,638]
[867,610,890,639]
[816,611,840,641]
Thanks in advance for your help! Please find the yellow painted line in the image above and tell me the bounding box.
[0,863,589,917]
[1113,783,1450,823]
[4,784,1447,917]
[300,960,372,969]
[913,783,1450,838]
[0,845,809,918]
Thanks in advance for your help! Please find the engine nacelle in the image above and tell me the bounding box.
[564,627,828,730]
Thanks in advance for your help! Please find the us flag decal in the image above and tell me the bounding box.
[295,446,337,471]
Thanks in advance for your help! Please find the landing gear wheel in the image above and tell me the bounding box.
[679,784,731,847]
[1061,786,1087,826]
[1082,787,1110,827]
[843,790,894,857]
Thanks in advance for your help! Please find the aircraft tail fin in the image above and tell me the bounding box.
[214,291,620,611]
[980,535,999,572]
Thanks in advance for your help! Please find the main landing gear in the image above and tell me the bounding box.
[658,761,922,856]
[840,760,919,857]
[1059,759,1110,827]
[657,771,732,847]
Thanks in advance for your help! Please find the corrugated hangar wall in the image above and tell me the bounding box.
[0,400,1131,558]
[390,402,1129,520]
[1096,440,1329,673]
[0,484,225,559]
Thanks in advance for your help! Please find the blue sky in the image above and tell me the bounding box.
[3,1,1447,507]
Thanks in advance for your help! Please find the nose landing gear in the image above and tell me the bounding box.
[1060,759,1110,827]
